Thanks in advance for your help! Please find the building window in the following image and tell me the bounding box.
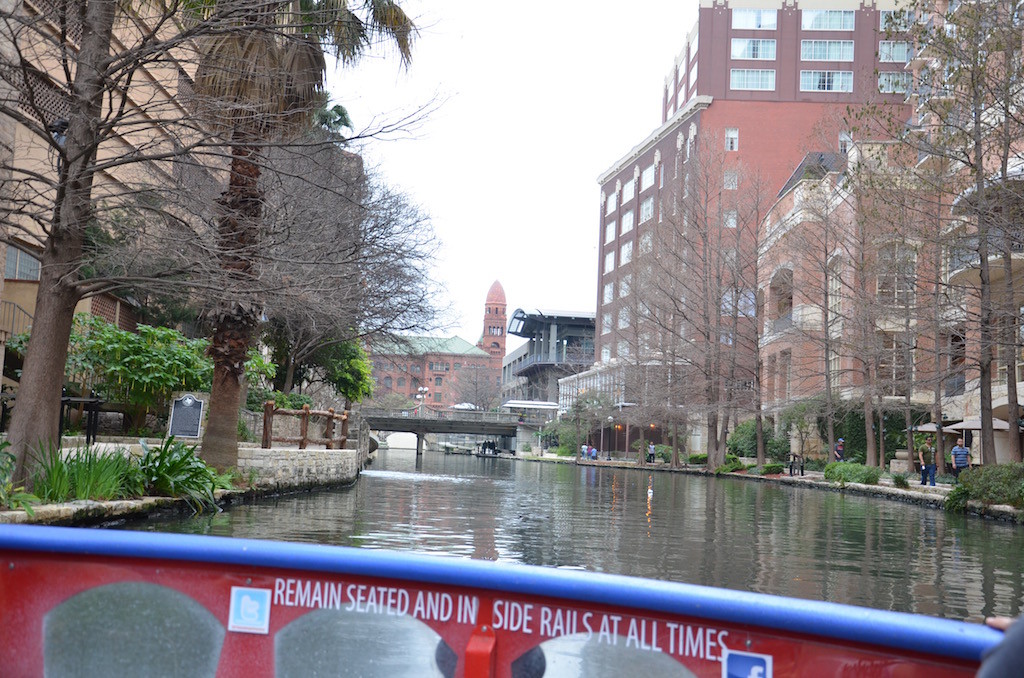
[878,332,912,396]
[620,240,633,265]
[605,221,616,244]
[618,308,630,329]
[617,341,630,358]
[730,69,776,91]
[731,38,776,60]
[619,273,632,298]
[603,282,614,304]
[5,246,40,281]
[601,345,611,362]
[878,71,911,94]
[800,70,853,92]
[622,178,636,203]
[602,312,612,335]
[434,376,443,387]
[689,62,698,91]
[605,192,616,214]
[639,197,654,223]
[800,40,854,61]
[621,210,635,235]
[827,256,843,321]
[725,128,739,151]
[640,231,653,254]
[724,171,738,190]
[732,8,777,29]
[802,10,855,30]
[641,164,656,190]
[877,242,916,306]
[724,210,738,228]
[878,41,911,63]
[839,131,852,154]
[880,10,910,32]
[604,251,615,274]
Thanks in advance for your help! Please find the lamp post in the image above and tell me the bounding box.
[415,386,429,415]
[605,415,613,460]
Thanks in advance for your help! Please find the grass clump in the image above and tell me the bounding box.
[891,473,910,489]
[824,461,882,486]
[31,445,134,502]
[714,454,745,475]
[762,462,784,475]
[688,453,708,465]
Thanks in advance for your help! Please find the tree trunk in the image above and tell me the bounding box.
[201,139,263,471]
[7,0,117,481]
[8,275,80,481]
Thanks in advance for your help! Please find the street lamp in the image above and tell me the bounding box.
[415,386,429,415]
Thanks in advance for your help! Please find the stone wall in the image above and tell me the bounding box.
[236,446,359,490]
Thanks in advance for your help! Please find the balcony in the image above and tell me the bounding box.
[947,227,1024,285]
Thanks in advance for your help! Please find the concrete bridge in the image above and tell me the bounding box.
[358,407,520,454]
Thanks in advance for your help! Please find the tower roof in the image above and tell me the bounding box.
[486,280,506,305]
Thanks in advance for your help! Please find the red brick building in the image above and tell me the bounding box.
[589,1,912,454]
[368,282,507,410]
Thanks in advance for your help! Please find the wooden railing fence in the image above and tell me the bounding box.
[261,401,349,450]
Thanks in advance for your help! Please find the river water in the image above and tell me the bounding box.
[119,449,1024,623]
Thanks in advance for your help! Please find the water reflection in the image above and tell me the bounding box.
[120,449,1024,621]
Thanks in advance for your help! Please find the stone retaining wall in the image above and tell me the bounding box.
[237,446,360,490]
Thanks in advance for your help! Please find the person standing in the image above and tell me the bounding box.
[917,435,936,486]
[951,437,971,482]
[833,438,845,462]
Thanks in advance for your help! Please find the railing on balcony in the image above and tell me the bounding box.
[0,301,32,340]
[510,351,593,376]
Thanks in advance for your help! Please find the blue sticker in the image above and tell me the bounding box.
[228,586,272,634]
[722,648,773,678]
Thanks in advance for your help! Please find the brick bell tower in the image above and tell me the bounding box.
[478,280,507,367]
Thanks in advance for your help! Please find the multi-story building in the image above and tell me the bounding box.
[591,0,912,456]
[369,282,506,410]
[501,309,595,405]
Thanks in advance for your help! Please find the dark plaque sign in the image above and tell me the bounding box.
[168,394,204,438]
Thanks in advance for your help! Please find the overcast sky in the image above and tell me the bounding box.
[325,1,699,353]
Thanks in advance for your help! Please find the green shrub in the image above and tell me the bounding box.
[945,484,970,513]
[714,457,746,475]
[137,437,217,511]
[247,387,314,412]
[824,461,882,486]
[955,463,1024,508]
[688,453,708,465]
[892,473,910,489]
[553,446,575,457]
[727,420,790,462]
[762,463,784,475]
[804,457,827,472]
[0,444,36,514]
[521,442,532,454]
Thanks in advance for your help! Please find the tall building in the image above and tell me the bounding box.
[582,0,911,455]
[477,280,507,367]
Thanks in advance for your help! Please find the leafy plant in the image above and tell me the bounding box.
[688,453,708,465]
[714,454,746,475]
[824,462,882,486]
[945,484,970,513]
[892,473,910,489]
[67,448,133,501]
[0,444,37,514]
[30,444,73,503]
[955,464,1024,509]
[137,437,218,511]
[762,463,784,475]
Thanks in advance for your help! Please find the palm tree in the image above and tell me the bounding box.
[192,0,414,469]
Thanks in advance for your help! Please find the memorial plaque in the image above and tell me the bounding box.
[168,394,204,438]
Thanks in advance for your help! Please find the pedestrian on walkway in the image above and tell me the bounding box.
[833,438,845,462]
[917,435,936,486]
[951,437,971,482]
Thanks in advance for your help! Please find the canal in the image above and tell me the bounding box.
[118,449,1024,623]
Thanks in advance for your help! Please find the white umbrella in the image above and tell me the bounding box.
[948,417,1012,431]
[909,423,959,434]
